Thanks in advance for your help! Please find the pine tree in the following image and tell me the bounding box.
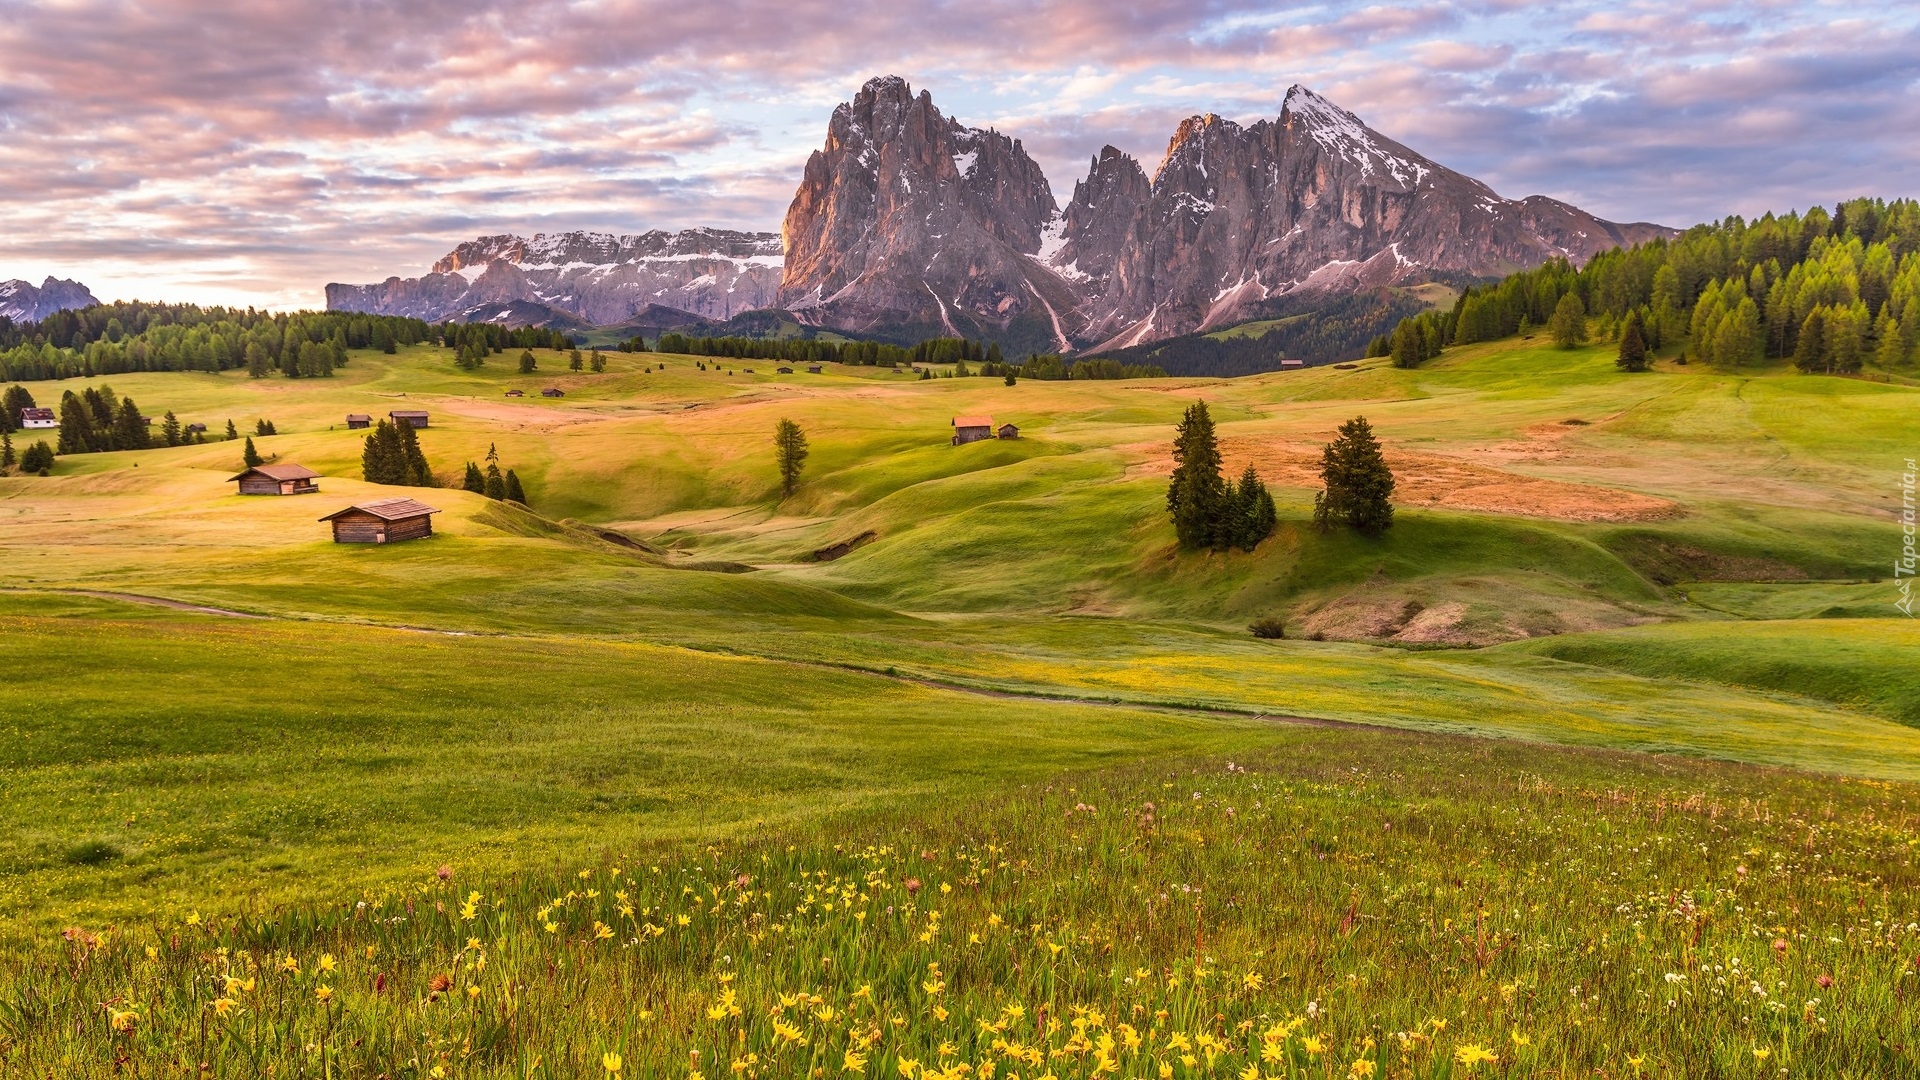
[1,429,12,470]
[1389,321,1422,368]
[243,436,264,467]
[463,461,486,494]
[2,385,35,431]
[1548,292,1588,349]
[161,411,182,447]
[1712,298,1764,371]
[21,440,54,474]
[774,418,809,497]
[504,469,527,504]
[397,422,432,485]
[1616,310,1650,371]
[1313,416,1395,537]
[483,443,505,500]
[1166,402,1226,549]
[1004,370,1017,386]
[57,392,95,454]
[518,350,537,374]
[361,421,407,485]
[569,349,583,372]
[1793,309,1829,373]
[224,419,238,441]
[1876,318,1907,368]
[590,350,605,373]
[246,342,270,378]
[1229,466,1276,551]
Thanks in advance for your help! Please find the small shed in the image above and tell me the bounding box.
[807,364,823,374]
[319,497,439,544]
[185,422,207,434]
[952,414,994,446]
[541,387,565,398]
[1279,358,1306,369]
[776,366,794,374]
[229,463,321,495]
[504,389,525,397]
[20,407,56,429]
[997,423,1019,440]
[345,413,372,429]
[389,410,430,429]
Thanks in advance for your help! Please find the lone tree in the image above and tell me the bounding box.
[1616,310,1650,371]
[1166,401,1226,549]
[483,442,506,500]
[1548,292,1589,349]
[518,350,537,374]
[1313,416,1395,537]
[774,418,809,496]
[242,436,264,467]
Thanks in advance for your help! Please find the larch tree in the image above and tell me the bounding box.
[1548,292,1589,349]
[774,418,809,497]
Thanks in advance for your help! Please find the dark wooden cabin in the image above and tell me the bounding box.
[951,414,994,446]
[541,387,565,397]
[319,498,439,544]
[345,413,372,429]
[229,463,321,495]
[997,423,1019,440]
[389,410,430,429]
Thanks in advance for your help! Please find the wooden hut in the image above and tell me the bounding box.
[229,463,321,495]
[541,387,565,397]
[807,364,823,374]
[1279,358,1306,369]
[951,414,994,446]
[504,389,525,397]
[319,498,439,544]
[345,413,372,429]
[776,366,794,374]
[997,423,1019,440]
[389,410,430,429]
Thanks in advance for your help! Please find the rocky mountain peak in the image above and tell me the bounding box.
[779,75,1073,351]
[0,276,100,323]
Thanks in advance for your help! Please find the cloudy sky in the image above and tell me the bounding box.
[2,0,1916,310]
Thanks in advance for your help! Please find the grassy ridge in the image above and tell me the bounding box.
[7,737,1915,1077]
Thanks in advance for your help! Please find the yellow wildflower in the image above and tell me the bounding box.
[603,1052,623,1074]
[1301,1036,1325,1055]
[1454,1045,1497,1069]
[1753,1048,1771,1063]
[1243,971,1264,991]
[314,986,333,1003]
[317,953,336,973]
[844,1050,868,1074]
[897,1057,920,1078]
[211,998,237,1017]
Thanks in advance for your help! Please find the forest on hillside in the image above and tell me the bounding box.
[1094,288,1435,376]
[1377,196,1920,372]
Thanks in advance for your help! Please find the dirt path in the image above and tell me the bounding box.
[38,589,270,619]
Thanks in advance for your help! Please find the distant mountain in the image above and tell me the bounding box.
[325,229,782,327]
[779,75,1078,355]
[0,277,99,322]
[1051,86,1672,350]
[327,77,1671,361]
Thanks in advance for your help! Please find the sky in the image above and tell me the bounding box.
[1,1,1917,311]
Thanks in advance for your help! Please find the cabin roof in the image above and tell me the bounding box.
[345,413,371,421]
[318,497,440,522]
[389,409,429,418]
[228,464,321,482]
[952,414,994,429]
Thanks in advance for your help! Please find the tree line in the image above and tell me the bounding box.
[1377,197,1920,374]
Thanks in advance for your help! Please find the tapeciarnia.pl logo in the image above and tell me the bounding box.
[1898,458,1917,617]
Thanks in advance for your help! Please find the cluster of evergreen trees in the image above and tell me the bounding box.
[460,443,526,503]
[0,302,443,383]
[979,354,1168,380]
[360,420,434,487]
[446,323,572,370]
[1165,402,1278,552]
[50,385,151,453]
[1378,197,1920,374]
[1120,290,1432,375]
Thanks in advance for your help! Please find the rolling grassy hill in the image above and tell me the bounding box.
[3,336,1918,1074]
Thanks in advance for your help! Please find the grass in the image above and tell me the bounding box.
[3,334,1919,1075]
[6,735,1915,1077]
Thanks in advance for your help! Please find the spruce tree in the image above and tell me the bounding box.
[2,385,34,431]
[224,419,238,441]
[590,350,605,373]
[774,418,809,496]
[483,443,506,500]
[21,440,53,474]
[1313,416,1395,537]
[361,421,408,484]
[569,349,583,371]
[504,469,527,504]
[397,423,432,485]
[1230,465,1277,551]
[1793,309,1829,373]
[243,436,264,467]
[463,461,486,494]
[1616,310,1649,371]
[162,411,182,447]
[1548,293,1588,348]
[246,342,270,378]
[57,392,95,454]
[1,429,12,470]
[518,350,537,374]
[1166,401,1226,549]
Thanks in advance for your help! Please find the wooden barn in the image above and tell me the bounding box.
[1279,358,1306,369]
[319,498,439,544]
[504,389,525,397]
[997,423,1019,440]
[807,364,823,374]
[229,463,321,495]
[389,410,430,429]
[541,387,565,397]
[345,413,371,429]
[951,414,994,446]
[776,366,793,374]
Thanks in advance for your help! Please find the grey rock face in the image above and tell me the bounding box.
[778,75,1077,348]
[0,277,100,322]
[327,228,783,324]
[1051,86,1671,349]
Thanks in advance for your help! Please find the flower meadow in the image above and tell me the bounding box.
[4,738,1918,1078]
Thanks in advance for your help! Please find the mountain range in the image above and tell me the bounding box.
[0,277,99,323]
[327,76,1671,356]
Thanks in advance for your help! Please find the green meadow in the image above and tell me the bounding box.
[2,338,1918,1075]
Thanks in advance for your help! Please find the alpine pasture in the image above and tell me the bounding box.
[2,339,1917,1077]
